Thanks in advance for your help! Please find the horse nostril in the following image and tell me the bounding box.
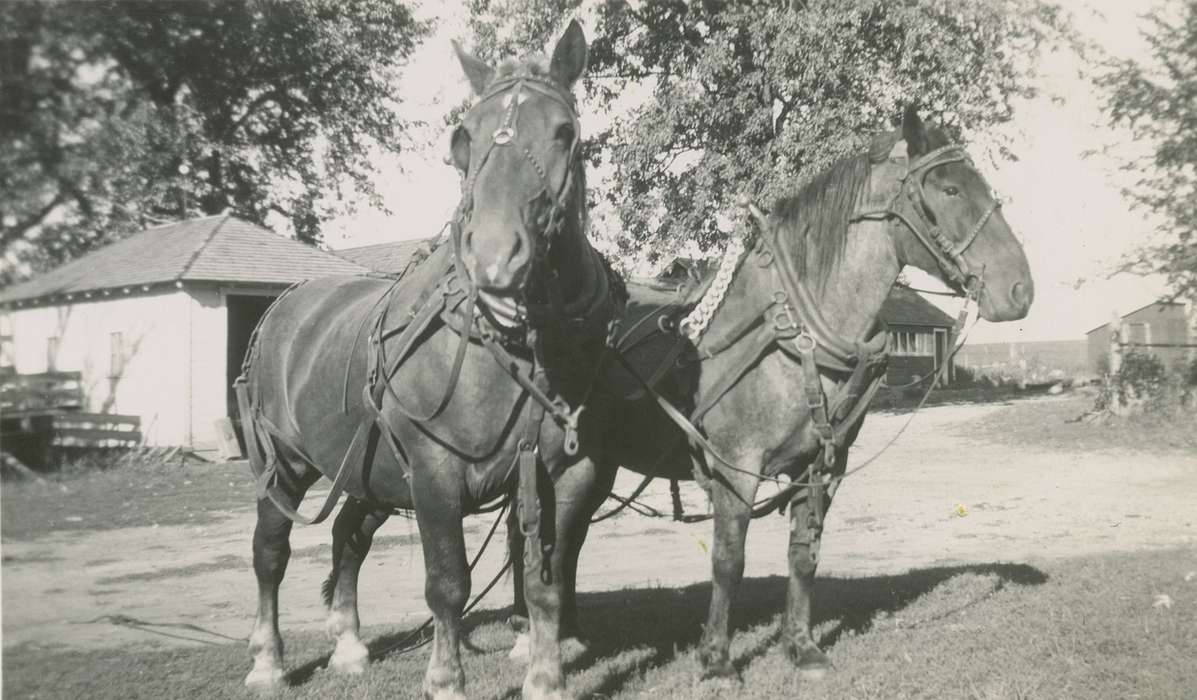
[462,229,474,250]
[1010,281,1028,307]
[511,233,522,259]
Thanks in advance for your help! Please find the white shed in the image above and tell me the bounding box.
[0,214,368,450]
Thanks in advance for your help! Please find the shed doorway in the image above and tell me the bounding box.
[226,294,275,422]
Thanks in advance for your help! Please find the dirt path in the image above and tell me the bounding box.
[3,394,1195,653]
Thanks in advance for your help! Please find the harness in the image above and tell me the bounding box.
[234,69,624,582]
[853,144,998,289]
[611,140,993,567]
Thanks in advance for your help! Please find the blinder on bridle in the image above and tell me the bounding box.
[450,73,583,268]
[856,143,1001,294]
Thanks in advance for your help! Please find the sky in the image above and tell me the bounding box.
[325,0,1172,345]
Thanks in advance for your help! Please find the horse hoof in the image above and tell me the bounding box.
[697,657,740,685]
[424,689,467,700]
[329,638,370,675]
[521,678,574,700]
[509,631,530,661]
[244,665,285,691]
[788,641,833,680]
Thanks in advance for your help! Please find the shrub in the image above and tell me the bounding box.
[1096,350,1195,414]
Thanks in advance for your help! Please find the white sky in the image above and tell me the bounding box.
[326,0,1172,344]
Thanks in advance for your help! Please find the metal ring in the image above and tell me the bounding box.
[773,289,788,304]
[493,127,514,145]
[794,331,817,352]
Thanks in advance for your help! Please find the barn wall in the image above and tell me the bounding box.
[186,287,228,450]
[1122,303,1190,371]
[5,292,191,444]
[886,355,936,386]
[4,289,230,448]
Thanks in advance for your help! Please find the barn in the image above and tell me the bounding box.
[0,214,369,450]
[1086,301,1195,374]
[879,286,957,386]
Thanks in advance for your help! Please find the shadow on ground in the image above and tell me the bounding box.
[560,562,1048,699]
[282,561,1046,697]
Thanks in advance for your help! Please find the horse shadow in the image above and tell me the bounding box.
[565,561,1047,699]
[283,561,1045,695]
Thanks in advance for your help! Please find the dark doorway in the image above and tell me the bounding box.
[934,328,949,386]
[227,294,275,422]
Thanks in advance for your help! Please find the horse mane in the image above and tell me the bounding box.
[495,55,552,80]
[769,125,953,289]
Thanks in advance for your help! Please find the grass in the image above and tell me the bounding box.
[1,458,255,540]
[5,548,1195,699]
[955,389,1197,453]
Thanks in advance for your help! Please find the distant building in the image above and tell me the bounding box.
[878,286,957,386]
[1086,301,1194,374]
[0,214,368,448]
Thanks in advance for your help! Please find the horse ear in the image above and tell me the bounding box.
[550,20,587,89]
[902,104,929,158]
[453,40,495,95]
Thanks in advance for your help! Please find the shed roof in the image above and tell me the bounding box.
[0,214,369,305]
[333,238,435,275]
[881,285,955,328]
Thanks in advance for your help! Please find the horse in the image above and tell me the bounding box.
[235,21,626,699]
[507,106,1035,683]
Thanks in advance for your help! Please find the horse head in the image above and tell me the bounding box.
[450,21,588,297]
[863,106,1034,322]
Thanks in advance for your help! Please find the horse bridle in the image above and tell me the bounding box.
[451,74,583,274]
[854,144,1001,293]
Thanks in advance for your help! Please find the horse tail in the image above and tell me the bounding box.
[321,569,339,609]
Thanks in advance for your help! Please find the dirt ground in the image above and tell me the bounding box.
[3,393,1195,655]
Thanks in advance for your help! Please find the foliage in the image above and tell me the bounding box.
[465,0,583,62]
[576,0,1076,263]
[1098,0,1197,303]
[0,0,429,283]
[1096,348,1196,413]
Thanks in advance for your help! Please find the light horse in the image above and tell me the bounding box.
[236,22,625,699]
[510,106,1034,682]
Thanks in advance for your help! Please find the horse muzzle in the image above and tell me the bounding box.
[460,226,533,294]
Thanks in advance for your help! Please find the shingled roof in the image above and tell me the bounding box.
[0,214,368,305]
[882,285,955,327]
[333,238,436,275]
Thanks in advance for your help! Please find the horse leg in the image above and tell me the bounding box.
[519,456,605,700]
[783,476,838,679]
[412,475,469,700]
[509,456,615,663]
[697,473,756,682]
[325,497,390,675]
[561,457,617,647]
[245,464,320,689]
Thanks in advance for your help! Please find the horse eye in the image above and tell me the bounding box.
[450,126,471,172]
[944,186,959,196]
[554,123,576,147]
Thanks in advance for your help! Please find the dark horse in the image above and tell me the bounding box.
[507,107,1034,681]
[237,23,625,699]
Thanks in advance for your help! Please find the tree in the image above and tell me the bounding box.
[582,0,1075,263]
[461,0,1076,265]
[1099,0,1197,303]
[0,0,428,282]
